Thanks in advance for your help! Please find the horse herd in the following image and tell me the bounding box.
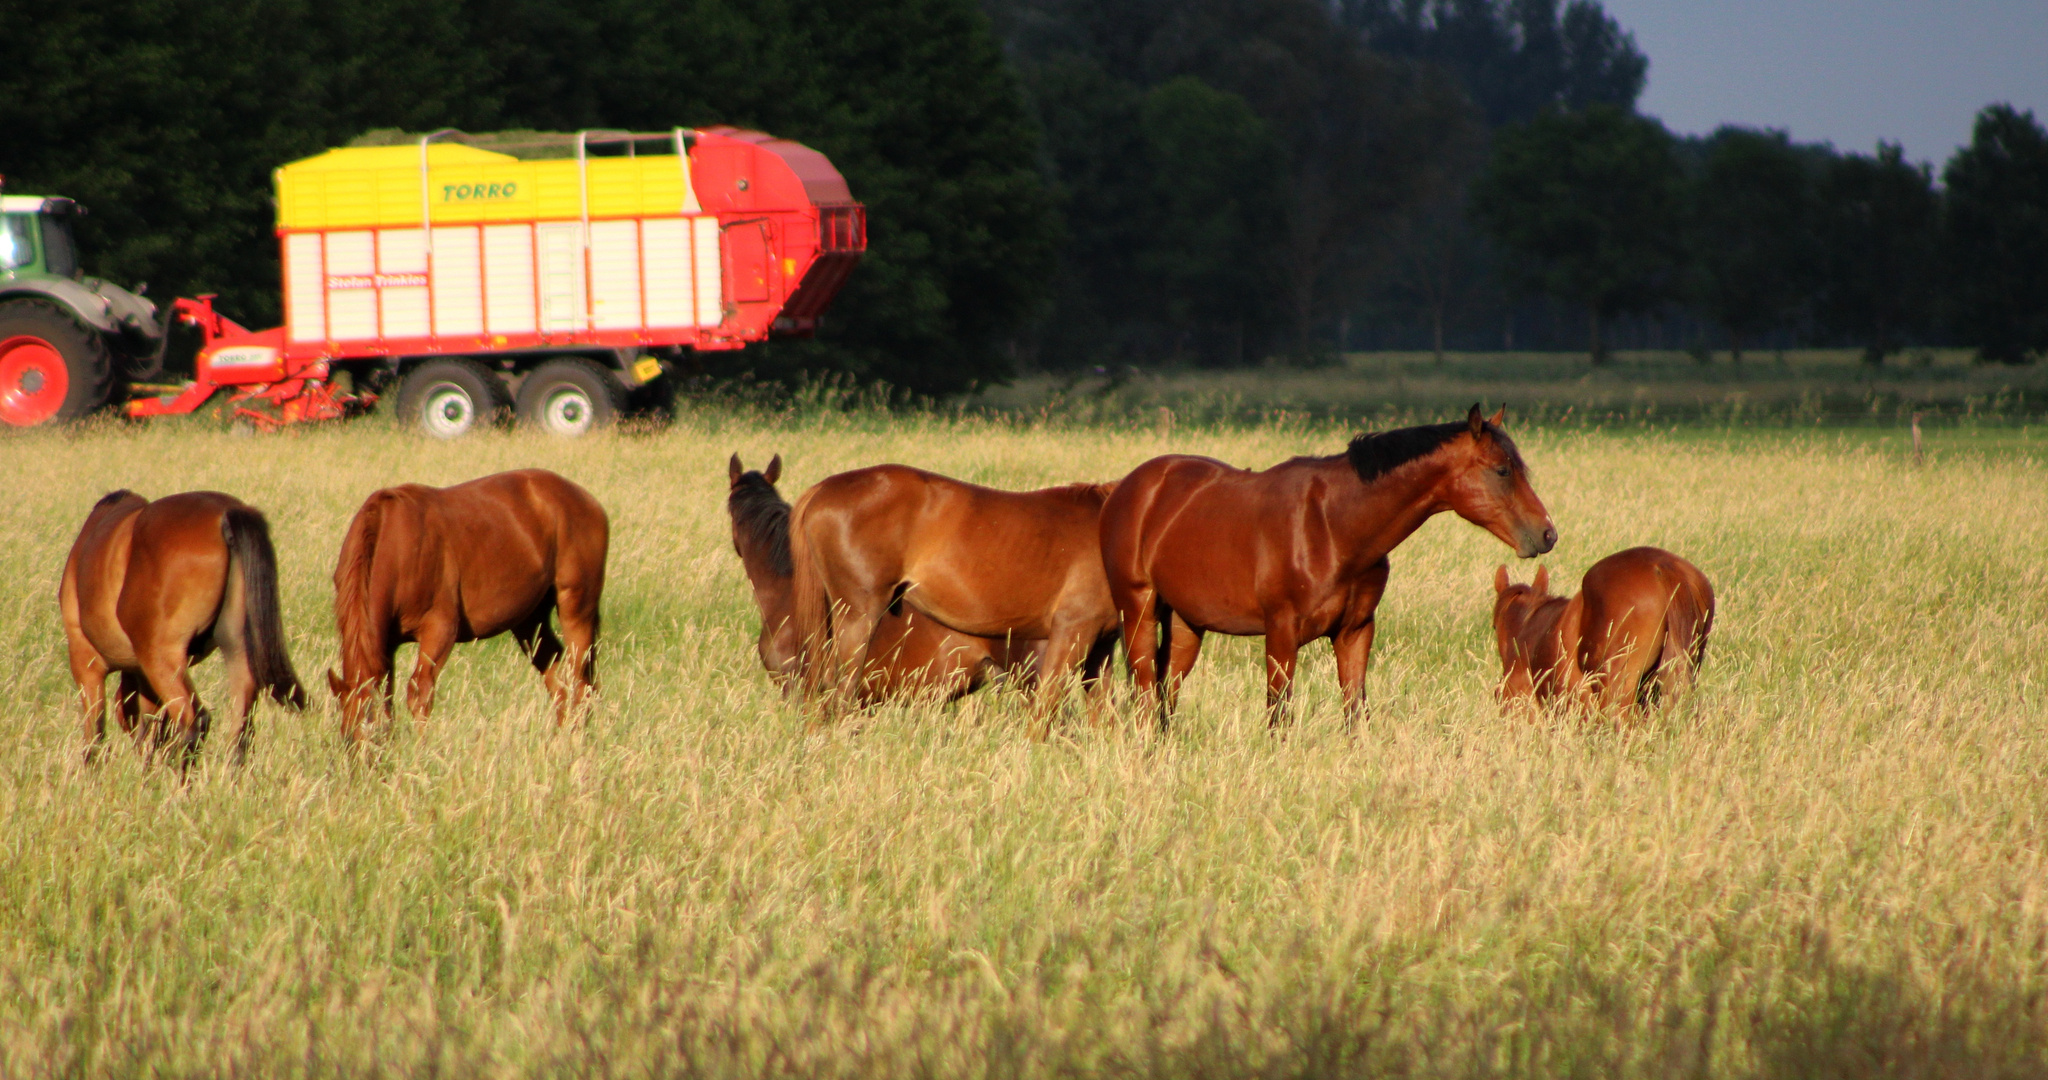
[56,405,1715,769]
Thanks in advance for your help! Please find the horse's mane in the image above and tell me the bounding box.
[1345,420,1524,483]
[333,490,394,676]
[727,473,793,578]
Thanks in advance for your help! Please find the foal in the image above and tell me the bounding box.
[1492,547,1715,719]
[727,454,1038,702]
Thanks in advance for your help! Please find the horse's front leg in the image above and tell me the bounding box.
[1332,616,1376,732]
[1332,558,1389,732]
[1028,625,1093,741]
[405,620,458,724]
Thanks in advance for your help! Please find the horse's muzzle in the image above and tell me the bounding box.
[1518,523,1558,558]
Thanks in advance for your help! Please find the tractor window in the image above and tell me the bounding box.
[39,213,78,277]
[0,216,34,271]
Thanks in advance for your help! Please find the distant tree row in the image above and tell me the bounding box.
[989,0,2048,369]
[1472,103,2048,365]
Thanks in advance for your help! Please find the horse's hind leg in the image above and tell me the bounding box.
[513,613,573,724]
[1163,612,1204,718]
[66,633,110,765]
[137,645,205,770]
[222,641,261,766]
[553,582,602,725]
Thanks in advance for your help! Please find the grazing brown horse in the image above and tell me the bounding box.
[1492,547,1714,718]
[728,454,1040,703]
[328,469,608,739]
[788,464,1118,732]
[60,490,306,766]
[1101,405,1557,730]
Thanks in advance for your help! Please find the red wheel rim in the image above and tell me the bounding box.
[0,335,70,426]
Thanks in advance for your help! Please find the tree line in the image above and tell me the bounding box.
[3,0,2043,399]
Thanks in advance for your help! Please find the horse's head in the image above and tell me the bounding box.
[327,666,380,742]
[1491,564,1552,702]
[726,453,799,675]
[1443,405,1556,559]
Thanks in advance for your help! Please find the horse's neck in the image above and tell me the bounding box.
[1518,596,1575,680]
[1321,456,1455,565]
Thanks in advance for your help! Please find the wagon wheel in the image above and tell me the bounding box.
[514,357,626,437]
[0,299,116,427]
[395,358,511,438]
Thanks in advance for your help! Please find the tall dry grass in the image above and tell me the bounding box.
[0,410,2044,1077]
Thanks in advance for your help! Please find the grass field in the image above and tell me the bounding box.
[2,398,2046,1077]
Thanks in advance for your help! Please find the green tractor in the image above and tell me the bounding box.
[0,183,166,426]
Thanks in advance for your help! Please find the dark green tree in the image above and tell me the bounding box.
[1943,104,2048,365]
[1,0,1054,396]
[1687,127,1820,363]
[1135,77,1282,365]
[1815,143,1939,365]
[1470,104,1684,363]
[1339,0,1647,126]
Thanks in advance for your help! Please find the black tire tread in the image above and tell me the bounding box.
[394,357,510,435]
[0,297,117,423]
[514,356,626,433]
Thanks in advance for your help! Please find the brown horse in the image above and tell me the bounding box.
[1492,547,1714,718]
[60,490,306,767]
[328,469,608,739]
[728,454,1040,703]
[788,464,1118,732]
[1100,405,1556,730]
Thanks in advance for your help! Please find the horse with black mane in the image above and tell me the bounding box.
[1100,405,1556,730]
[60,489,306,767]
[728,454,1039,703]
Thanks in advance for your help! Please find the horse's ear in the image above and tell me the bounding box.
[728,454,743,484]
[1494,565,1510,594]
[1532,565,1549,595]
[326,668,345,699]
[1489,406,1506,428]
[1467,403,1485,436]
[764,454,782,484]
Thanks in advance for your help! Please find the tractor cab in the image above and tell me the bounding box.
[0,195,81,280]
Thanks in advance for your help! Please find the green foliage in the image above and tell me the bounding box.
[1470,104,1684,362]
[1815,143,1939,365]
[1340,0,1648,126]
[990,0,1477,366]
[1943,104,2048,365]
[0,0,1055,396]
[1687,127,1820,362]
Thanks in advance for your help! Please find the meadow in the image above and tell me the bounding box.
[1,384,2046,1077]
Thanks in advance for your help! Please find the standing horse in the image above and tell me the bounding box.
[1100,405,1556,730]
[328,469,608,739]
[788,464,1118,734]
[1491,547,1714,718]
[728,454,1040,702]
[60,490,306,767]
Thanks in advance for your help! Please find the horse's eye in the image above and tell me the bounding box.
[1494,465,1511,478]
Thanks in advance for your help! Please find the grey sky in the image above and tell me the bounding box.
[1595,0,2048,167]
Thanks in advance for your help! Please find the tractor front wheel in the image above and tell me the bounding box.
[396,358,510,438]
[0,300,116,427]
[515,358,625,436]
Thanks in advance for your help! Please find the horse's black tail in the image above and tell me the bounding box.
[222,506,307,709]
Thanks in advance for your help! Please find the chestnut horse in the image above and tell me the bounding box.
[728,454,1040,702]
[60,490,306,767]
[788,464,1118,733]
[1491,547,1714,718]
[1100,405,1557,730]
[328,469,607,739]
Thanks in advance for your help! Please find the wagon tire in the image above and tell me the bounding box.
[0,299,116,427]
[515,357,625,437]
[396,358,510,439]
